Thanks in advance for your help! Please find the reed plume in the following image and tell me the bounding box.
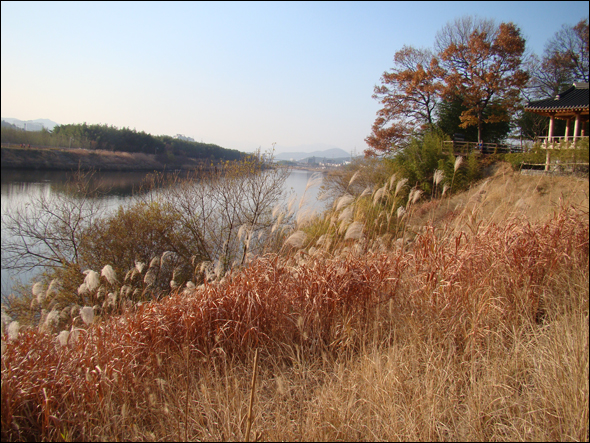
[284,230,307,249]
[101,265,118,286]
[344,221,364,240]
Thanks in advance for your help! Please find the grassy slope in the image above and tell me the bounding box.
[1,163,588,441]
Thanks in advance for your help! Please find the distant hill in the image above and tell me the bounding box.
[1,120,24,131]
[1,118,59,131]
[274,147,352,161]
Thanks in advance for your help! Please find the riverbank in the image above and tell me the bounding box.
[2,168,588,440]
[0,145,210,171]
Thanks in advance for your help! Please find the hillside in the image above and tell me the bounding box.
[411,162,589,228]
[1,163,588,441]
[1,123,244,162]
[1,118,59,131]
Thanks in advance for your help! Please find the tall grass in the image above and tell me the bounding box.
[2,194,587,441]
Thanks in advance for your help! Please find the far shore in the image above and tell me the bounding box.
[1,144,226,172]
[1,144,345,173]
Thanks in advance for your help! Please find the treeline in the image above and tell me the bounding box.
[1,123,244,162]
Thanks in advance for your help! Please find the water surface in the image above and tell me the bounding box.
[1,168,326,299]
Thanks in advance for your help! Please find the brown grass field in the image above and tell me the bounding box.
[1,163,588,441]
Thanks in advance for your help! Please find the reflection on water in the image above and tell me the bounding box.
[1,169,170,198]
[1,168,327,298]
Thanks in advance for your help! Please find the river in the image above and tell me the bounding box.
[1,168,328,300]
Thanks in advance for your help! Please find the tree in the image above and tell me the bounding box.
[365,46,441,156]
[527,18,589,99]
[2,157,291,319]
[436,16,529,144]
[436,97,511,143]
[548,18,589,83]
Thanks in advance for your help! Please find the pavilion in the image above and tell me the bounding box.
[524,82,589,170]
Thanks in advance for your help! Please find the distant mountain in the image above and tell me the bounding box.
[1,120,23,130]
[274,147,352,161]
[1,118,59,131]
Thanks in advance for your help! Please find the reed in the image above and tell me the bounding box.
[1,163,588,442]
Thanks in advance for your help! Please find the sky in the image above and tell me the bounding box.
[1,1,588,155]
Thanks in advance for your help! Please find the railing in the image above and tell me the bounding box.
[536,136,589,149]
[442,141,524,155]
[521,161,589,176]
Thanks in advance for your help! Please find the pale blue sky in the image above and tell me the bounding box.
[1,1,588,154]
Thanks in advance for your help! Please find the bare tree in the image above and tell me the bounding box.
[527,18,589,99]
[2,157,292,319]
[2,170,106,274]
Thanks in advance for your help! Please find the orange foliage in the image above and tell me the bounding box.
[365,46,441,156]
[437,18,529,143]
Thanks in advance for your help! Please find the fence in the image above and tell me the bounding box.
[442,141,524,155]
[535,136,589,150]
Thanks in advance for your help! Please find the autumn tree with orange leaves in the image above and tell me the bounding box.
[365,46,441,156]
[436,17,529,145]
[366,16,529,155]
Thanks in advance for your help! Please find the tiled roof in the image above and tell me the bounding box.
[525,82,589,112]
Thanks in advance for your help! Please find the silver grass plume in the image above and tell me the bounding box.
[338,220,351,235]
[160,251,175,267]
[287,194,298,216]
[77,282,89,296]
[149,256,160,268]
[433,169,445,186]
[336,194,355,212]
[84,270,100,292]
[144,268,158,286]
[7,321,20,340]
[80,306,95,325]
[284,230,306,249]
[101,265,118,285]
[305,172,323,193]
[344,221,364,240]
[47,279,60,298]
[45,309,60,330]
[373,185,387,206]
[238,223,250,241]
[348,170,361,188]
[411,188,423,204]
[33,282,45,304]
[272,203,282,218]
[338,206,354,224]
[388,173,397,190]
[297,207,315,226]
[395,178,408,198]
[135,261,146,273]
[360,187,372,198]
[57,330,70,346]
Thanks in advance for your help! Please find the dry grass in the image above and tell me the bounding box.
[2,166,588,442]
[413,162,589,230]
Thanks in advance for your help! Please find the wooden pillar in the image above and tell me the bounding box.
[546,114,555,171]
[573,113,580,145]
[564,118,570,142]
[548,114,555,144]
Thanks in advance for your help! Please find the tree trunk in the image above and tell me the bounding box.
[478,111,483,144]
